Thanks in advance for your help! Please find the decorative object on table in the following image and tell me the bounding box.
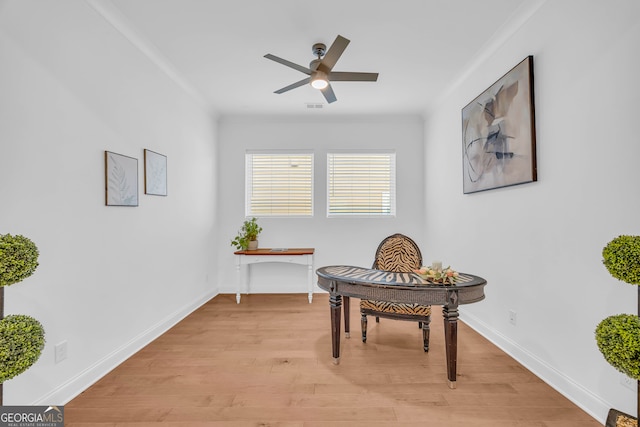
[230,217,263,251]
[0,234,45,404]
[414,265,459,285]
[461,55,537,194]
[144,149,167,196]
[360,233,432,352]
[105,151,138,206]
[595,235,640,427]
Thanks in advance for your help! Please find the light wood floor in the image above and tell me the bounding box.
[66,293,601,426]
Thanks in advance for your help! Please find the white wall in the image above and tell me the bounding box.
[217,115,425,295]
[0,1,218,404]
[423,0,640,422]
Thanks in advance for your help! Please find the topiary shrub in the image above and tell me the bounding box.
[0,234,45,389]
[597,236,640,422]
[602,235,640,285]
[0,315,45,383]
[0,234,39,287]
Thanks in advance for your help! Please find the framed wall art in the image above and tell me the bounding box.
[105,151,138,206]
[461,55,537,194]
[144,149,167,196]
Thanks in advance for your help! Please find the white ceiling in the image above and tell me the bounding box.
[91,0,540,117]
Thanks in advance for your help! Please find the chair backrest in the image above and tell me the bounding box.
[372,233,422,273]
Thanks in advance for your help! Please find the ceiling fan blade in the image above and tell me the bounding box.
[321,83,337,104]
[319,35,350,72]
[329,72,379,82]
[274,77,311,94]
[264,54,311,75]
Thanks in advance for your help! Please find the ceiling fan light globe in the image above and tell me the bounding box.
[311,71,329,90]
[311,79,328,90]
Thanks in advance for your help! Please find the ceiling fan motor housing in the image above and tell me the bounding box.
[309,58,323,70]
[312,43,326,58]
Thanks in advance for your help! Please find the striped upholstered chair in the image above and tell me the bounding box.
[360,233,431,351]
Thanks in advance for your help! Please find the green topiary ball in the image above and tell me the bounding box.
[595,314,640,380]
[0,314,45,383]
[602,235,640,285]
[0,234,39,287]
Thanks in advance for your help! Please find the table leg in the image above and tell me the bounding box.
[443,295,459,389]
[307,263,313,303]
[329,293,342,365]
[343,296,350,338]
[235,261,241,304]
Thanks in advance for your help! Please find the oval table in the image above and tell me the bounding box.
[316,265,487,388]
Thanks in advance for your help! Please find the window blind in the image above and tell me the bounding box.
[245,152,313,216]
[327,152,396,216]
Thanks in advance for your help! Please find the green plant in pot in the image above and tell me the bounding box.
[231,218,263,251]
[596,235,640,426]
[0,234,46,403]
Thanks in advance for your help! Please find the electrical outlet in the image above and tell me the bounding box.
[55,341,68,363]
[508,310,517,326]
[620,373,636,391]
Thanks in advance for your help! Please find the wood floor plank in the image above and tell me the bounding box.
[65,293,600,426]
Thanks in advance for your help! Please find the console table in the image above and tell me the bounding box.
[234,248,315,304]
[316,265,486,388]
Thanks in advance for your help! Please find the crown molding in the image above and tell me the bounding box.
[85,0,216,118]
[425,0,547,118]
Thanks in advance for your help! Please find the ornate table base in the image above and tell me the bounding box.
[316,265,486,388]
[329,292,460,387]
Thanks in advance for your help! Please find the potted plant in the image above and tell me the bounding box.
[231,217,263,251]
[596,235,640,427]
[0,234,45,404]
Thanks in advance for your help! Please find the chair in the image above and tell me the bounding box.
[360,233,431,352]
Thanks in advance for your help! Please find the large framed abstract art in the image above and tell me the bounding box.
[461,56,537,194]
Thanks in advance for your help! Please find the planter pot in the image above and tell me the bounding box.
[606,409,636,427]
[248,240,258,250]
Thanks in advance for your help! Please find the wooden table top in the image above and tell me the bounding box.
[316,265,486,306]
[234,248,314,255]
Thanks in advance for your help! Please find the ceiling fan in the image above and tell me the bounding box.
[264,35,379,104]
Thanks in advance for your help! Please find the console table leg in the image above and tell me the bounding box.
[235,262,241,304]
[443,293,460,389]
[307,263,313,303]
[329,293,342,365]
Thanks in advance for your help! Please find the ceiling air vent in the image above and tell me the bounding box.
[306,103,324,109]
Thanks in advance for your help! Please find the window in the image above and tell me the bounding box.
[245,151,313,216]
[327,151,396,217]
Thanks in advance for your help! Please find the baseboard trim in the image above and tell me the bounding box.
[33,289,218,405]
[460,310,609,425]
